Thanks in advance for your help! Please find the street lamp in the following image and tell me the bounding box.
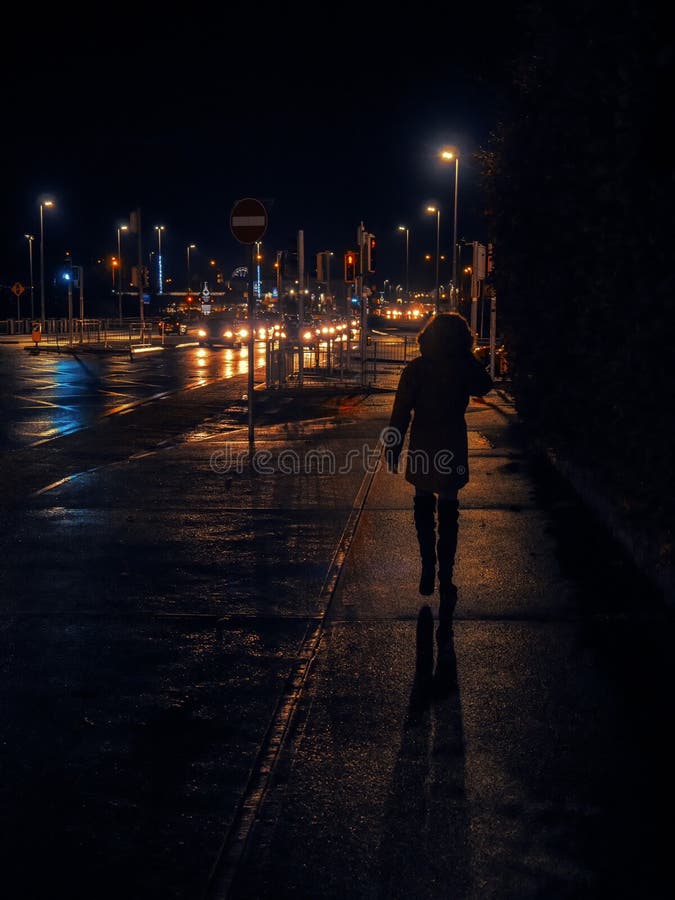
[24,234,35,320]
[117,224,128,322]
[39,199,54,325]
[440,147,460,310]
[426,206,441,312]
[155,225,165,294]
[186,243,196,294]
[397,225,409,298]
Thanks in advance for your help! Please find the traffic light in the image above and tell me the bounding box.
[344,251,356,282]
[142,266,150,289]
[367,235,376,273]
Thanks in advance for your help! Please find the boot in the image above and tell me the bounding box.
[437,497,459,638]
[413,494,437,596]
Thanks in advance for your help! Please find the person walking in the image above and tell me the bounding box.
[385,312,493,652]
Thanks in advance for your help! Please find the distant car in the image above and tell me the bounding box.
[159,315,188,335]
[196,314,248,348]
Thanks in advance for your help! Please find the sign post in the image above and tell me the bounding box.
[230,198,268,459]
[11,282,25,321]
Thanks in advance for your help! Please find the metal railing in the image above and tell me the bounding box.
[265,336,419,390]
[22,319,156,351]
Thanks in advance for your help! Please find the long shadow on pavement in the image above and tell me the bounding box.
[377,606,471,899]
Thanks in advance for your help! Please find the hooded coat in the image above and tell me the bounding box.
[387,316,494,492]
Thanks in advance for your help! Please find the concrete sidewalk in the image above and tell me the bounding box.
[221,391,675,900]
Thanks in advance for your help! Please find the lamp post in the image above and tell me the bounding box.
[39,199,54,325]
[117,224,128,322]
[186,243,196,294]
[426,206,441,312]
[155,225,165,295]
[397,225,410,298]
[73,265,85,320]
[440,148,460,310]
[24,234,35,320]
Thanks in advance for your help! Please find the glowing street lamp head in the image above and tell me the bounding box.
[440,147,459,161]
[43,200,54,208]
[427,206,438,214]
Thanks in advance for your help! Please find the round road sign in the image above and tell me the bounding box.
[230,197,268,244]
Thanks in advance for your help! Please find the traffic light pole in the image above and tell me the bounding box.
[67,279,73,344]
[248,243,255,458]
[358,224,368,388]
[136,208,144,326]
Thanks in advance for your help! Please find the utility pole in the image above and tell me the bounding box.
[248,243,255,456]
[470,241,486,338]
[357,221,368,388]
[298,229,305,387]
[130,208,144,325]
[67,276,73,342]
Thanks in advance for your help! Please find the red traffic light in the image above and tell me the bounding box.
[344,251,356,282]
[367,235,376,273]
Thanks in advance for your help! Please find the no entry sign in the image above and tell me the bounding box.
[230,197,268,244]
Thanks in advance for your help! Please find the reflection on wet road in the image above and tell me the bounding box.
[0,344,266,451]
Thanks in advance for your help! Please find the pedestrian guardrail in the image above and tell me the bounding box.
[265,336,420,390]
[24,319,155,351]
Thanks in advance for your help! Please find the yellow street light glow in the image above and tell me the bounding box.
[440,146,460,309]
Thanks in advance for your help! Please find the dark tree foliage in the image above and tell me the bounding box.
[479,1,674,540]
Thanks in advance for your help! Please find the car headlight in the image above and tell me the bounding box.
[224,330,233,338]
[302,331,313,341]
[238,328,249,339]
[197,328,206,338]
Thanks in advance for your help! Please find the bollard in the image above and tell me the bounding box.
[31,321,42,349]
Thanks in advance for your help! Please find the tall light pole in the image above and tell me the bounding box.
[427,206,441,312]
[74,265,85,320]
[24,234,35,320]
[440,148,460,310]
[117,224,128,323]
[397,225,409,298]
[39,199,54,325]
[155,225,165,295]
[186,243,196,294]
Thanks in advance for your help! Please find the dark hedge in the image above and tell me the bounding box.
[478,1,674,546]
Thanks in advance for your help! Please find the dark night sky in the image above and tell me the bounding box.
[2,8,526,296]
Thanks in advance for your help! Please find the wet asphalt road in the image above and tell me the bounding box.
[0,340,384,899]
[0,340,266,450]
